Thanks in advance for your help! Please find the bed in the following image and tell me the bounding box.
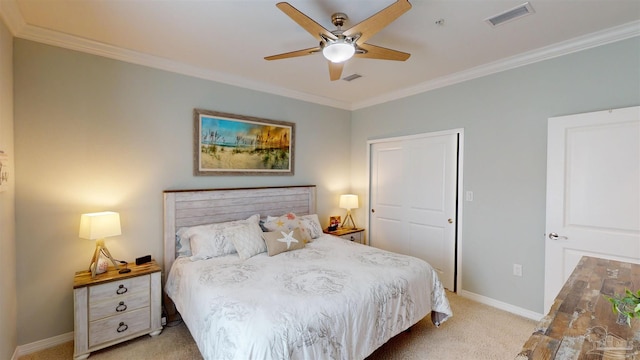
[163,185,452,360]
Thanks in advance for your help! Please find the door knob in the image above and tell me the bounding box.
[371,209,375,213]
[548,232,568,240]
[448,218,453,224]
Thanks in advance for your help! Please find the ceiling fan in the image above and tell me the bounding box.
[265,0,412,81]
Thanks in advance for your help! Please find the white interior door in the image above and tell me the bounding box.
[369,131,459,290]
[544,106,640,312]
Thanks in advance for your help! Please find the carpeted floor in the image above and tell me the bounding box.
[19,292,536,360]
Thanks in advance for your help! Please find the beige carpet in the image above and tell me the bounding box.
[20,292,536,360]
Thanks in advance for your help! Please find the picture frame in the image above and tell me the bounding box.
[328,216,341,231]
[194,109,295,176]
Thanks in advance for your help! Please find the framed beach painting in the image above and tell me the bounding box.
[194,109,295,176]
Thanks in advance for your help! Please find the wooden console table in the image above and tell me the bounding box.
[517,256,639,359]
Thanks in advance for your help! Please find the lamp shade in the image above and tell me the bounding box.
[339,194,359,210]
[79,211,121,240]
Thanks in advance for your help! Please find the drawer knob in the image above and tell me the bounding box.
[116,284,128,295]
[117,322,128,333]
[115,301,127,312]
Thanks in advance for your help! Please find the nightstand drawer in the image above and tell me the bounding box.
[89,275,149,302]
[89,307,150,347]
[89,290,150,321]
[340,232,362,243]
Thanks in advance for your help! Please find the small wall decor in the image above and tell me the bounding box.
[0,151,9,192]
[194,109,295,176]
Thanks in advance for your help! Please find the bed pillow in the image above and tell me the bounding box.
[263,212,299,232]
[299,214,323,239]
[264,212,322,243]
[189,225,240,261]
[176,227,192,257]
[229,221,267,260]
[176,214,260,258]
[262,229,305,256]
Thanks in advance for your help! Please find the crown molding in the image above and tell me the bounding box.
[352,20,640,110]
[1,0,638,111]
[0,0,352,110]
[17,24,353,110]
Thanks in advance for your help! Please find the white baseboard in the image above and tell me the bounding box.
[14,331,73,357]
[458,289,544,321]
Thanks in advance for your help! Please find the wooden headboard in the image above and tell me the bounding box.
[163,185,317,273]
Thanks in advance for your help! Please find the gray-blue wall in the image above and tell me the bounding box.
[350,37,640,313]
[14,39,352,344]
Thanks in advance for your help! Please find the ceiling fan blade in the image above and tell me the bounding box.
[276,2,337,42]
[355,43,410,61]
[328,61,344,81]
[265,47,321,61]
[343,0,412,45]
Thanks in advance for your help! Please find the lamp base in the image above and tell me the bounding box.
[89,239,121,278]
[341,210,357,230]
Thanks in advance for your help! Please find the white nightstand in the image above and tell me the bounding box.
[73,260,163,359]
[324,228,365,244]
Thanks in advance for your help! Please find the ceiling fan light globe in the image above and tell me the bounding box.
[322,42,355,63]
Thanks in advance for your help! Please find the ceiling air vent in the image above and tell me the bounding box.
[485,2,535,27]
[343,74,362,82]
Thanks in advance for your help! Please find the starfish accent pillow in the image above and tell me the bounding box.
[263,212,299,232]
[262,228,305,256]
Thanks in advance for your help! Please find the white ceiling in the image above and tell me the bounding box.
[1,0,639,110]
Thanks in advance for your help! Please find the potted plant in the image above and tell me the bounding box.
[607,289,640,326]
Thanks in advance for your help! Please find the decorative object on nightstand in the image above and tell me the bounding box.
[339,194,359,229]
[79,211,125,278]
[328,215,341,231]
[73,260,163,360]
[324,227,365,244]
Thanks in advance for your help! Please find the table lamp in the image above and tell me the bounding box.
[79,211,122,278]
[339,194,359,229]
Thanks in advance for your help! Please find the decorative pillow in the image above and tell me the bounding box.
[299,214,323,239]
[262,229,305,256]
[189,225,240,261]
[264,213,322,243]
[263,212,299,232]
[229,221,267,260]
[176,214,260,258]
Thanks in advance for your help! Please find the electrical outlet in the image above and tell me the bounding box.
[513,264,523,277]
[465,191,474,201]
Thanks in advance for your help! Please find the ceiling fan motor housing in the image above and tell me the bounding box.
[331,13,348,28]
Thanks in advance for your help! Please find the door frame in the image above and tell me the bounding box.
[366,128,464,291]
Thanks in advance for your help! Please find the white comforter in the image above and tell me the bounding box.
[165,234,452,360]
